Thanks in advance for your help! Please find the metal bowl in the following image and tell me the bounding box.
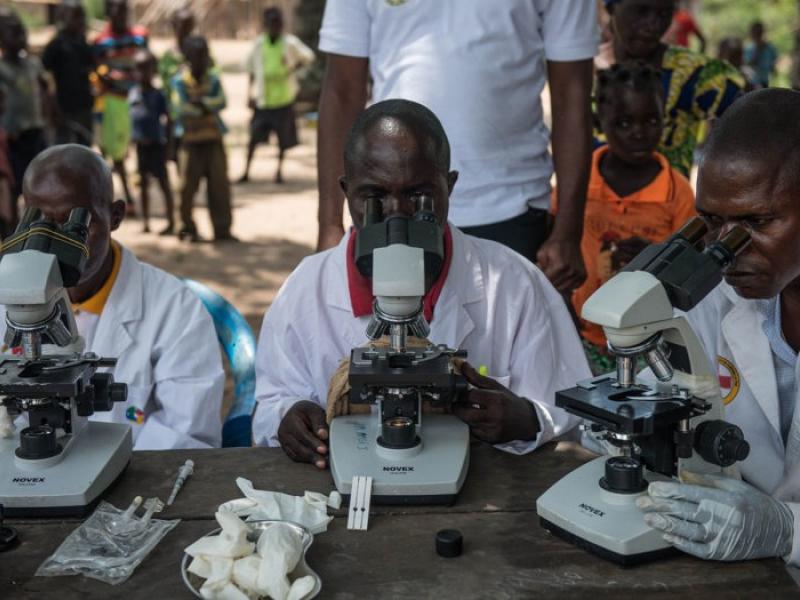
[181,519,321,599]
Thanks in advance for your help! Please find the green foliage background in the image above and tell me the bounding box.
[700,0,800,86]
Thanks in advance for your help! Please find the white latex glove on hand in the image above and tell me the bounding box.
[636,473,794,561]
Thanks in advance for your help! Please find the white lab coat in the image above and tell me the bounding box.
[0,245,225,450]
[253,225,590,453]
[686,282,800,566]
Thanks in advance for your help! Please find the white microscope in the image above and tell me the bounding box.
[537,218,752,564]
[329,198,470,505]
[0,208,131,517]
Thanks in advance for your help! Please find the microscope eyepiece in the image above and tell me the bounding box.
[718,225,750,256]
[67,207,92,229]
[62,208,92,245]
[704,225,751,269]
[364,197,383,226]
[674,216,708,246]
[15,207,43,234]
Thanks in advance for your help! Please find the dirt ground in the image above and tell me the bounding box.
[114,39,327,336]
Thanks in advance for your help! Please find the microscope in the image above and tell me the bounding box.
[0,208,131,517]
[329,197,470,505]
[537,218,752,564]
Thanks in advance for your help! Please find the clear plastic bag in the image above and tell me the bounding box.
[35,500,179,585]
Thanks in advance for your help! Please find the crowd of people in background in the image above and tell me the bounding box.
[0,0,313,244]
[0,0,791,366]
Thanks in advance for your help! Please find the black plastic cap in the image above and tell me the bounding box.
[436,529,463,558]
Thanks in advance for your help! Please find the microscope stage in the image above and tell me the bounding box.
[329,414,470,505]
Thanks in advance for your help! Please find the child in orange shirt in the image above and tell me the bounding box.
[555,61,696,373]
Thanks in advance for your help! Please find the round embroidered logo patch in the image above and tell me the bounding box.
[717,356,741,405]
[126,406,145,424]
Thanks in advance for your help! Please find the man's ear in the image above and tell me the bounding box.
[109,199,126,231]
[447,171,459,195]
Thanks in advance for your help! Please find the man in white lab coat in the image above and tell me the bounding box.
[1,144,224,449]
[253,99,590,467]
[636,89,800,566]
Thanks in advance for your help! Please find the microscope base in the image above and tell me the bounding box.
[0,421,132,517]
[329,414,469,505]
[537,456,677,565]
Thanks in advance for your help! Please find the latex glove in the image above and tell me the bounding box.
[200,581,249,600]
[0,406,14,438]
[287,575,316,600]
[224,478,332,534]
[198,557,233,598]
[636,473,794,561]
[188,556,213,578]
[185,511,254,559]
[231,555,261,595]
[255,523,304,600]
[304,490,342,511]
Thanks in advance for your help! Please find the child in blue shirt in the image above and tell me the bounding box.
[129,49,175,234]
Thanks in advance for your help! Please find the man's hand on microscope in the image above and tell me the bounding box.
[452,363,540,445]
[279,401,329,469]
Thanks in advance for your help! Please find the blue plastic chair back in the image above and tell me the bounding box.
[184,279,256,447]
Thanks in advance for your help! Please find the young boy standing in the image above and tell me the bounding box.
[158,8,196,162]
[92,0,148,215]
[555,61,696,373]
[171,36,233,242]
[129,50,174,234]
[239,7,314,184]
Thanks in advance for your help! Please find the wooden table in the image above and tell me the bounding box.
[1,442,797,599]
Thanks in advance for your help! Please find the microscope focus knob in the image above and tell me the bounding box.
[90,373,128,412]
[694,420,751,467]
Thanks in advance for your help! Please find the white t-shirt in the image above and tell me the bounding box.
[319,0,599,227]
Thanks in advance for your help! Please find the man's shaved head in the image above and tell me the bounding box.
[701,89,800,198]
[21,145,125,301]
[344,99,450,176]
[23,144,113,213]
[340,100,458,232]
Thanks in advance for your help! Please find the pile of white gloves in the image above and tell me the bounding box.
[218,478,340,535]
[185,478,342,600]
[637,472,794,561]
